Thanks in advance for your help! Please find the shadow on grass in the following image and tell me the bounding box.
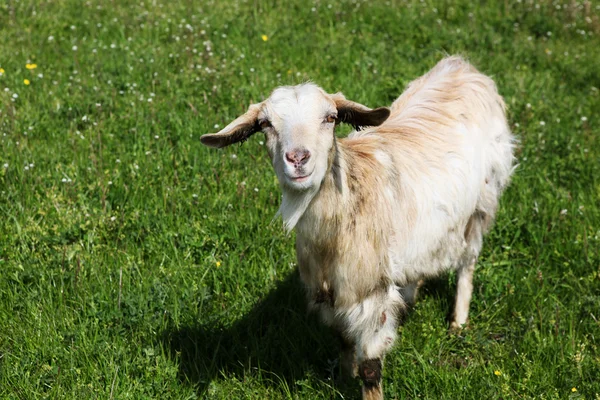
[419,276,455,320]
[161,271,359,397]
[398,275,456,327]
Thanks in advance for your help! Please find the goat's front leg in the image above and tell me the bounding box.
[337,334,358,377]
[359,358,383,400]
[344,286,405,400]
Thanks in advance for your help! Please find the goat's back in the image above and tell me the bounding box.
[350,56,514,283]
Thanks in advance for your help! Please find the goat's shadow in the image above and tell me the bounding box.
[161,271,456,397]
[418,276,456,322]
[161,271,359,397]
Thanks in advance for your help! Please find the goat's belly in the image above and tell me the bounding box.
[389,227,469,285]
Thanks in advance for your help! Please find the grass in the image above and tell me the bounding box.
[1,0,599,398]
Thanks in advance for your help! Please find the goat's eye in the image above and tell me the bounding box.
[324,114,337,124]
[259,119,272,129]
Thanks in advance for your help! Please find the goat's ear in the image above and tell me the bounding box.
[331,93,390,128]
[201,103,263,148]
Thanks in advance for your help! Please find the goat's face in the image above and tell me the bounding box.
[201,83,390,192]
[262,84,339,191]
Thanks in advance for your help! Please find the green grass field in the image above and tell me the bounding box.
[1,0,599,398]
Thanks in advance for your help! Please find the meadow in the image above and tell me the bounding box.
[1,0,599,398]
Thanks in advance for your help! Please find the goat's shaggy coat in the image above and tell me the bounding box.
[201,56,515,400]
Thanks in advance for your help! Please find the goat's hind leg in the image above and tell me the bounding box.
[398,280,424,307]
[450,212,487,331]
[450,255,476,331]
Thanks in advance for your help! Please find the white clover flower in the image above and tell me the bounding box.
[72,45,78,51]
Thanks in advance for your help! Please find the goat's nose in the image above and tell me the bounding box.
[285,149,311,166]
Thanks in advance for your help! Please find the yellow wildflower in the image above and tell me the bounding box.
[0,68,4,75]
[494,370,502,376]
[216,261,221,267]
[26,63,37,70]
[261,34,268,42]
[24,79,30,85]
[571,387,577,392]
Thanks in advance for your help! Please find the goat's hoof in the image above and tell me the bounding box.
[449,321,467,334]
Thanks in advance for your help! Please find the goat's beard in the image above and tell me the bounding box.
[276,185,320,232]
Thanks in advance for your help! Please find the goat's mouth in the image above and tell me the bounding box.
[287,172,312,182]
[284,171,313,186]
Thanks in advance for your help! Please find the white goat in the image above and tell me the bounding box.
[201,56,515,399]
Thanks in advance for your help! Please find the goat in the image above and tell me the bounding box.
[201,56,515,399]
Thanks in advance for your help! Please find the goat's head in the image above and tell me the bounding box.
[201,83,390,191]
